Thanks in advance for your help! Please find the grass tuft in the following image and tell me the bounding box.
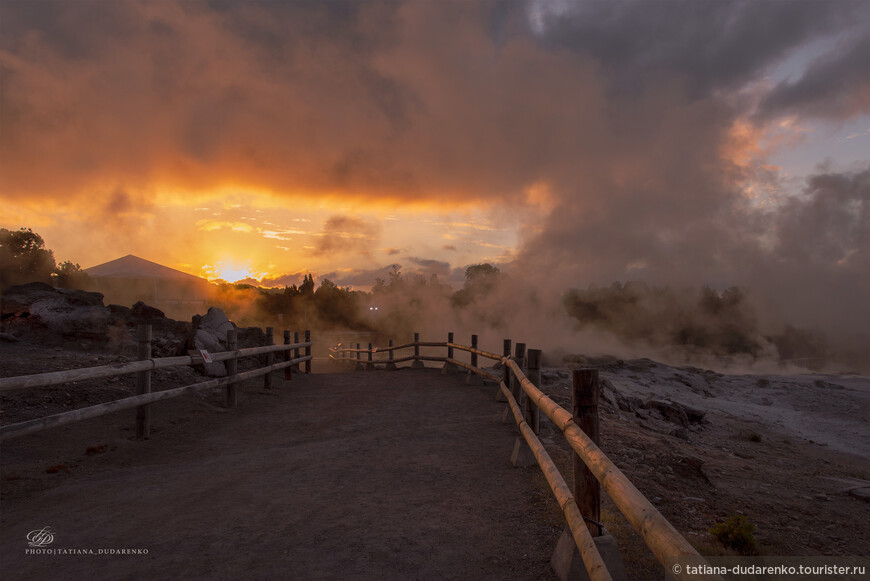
[709,514,757,555]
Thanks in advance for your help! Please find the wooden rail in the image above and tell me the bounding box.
[0,342,310,392]
[0,324,312,441]
[329,332,723,581]
[503,359,719,580]
[501,378,611,581]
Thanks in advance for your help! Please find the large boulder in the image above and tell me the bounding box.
[193,307,234,376]
[29,299,110,339]
[1,282,109,342]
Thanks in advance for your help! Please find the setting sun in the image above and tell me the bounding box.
[203,260,256,284]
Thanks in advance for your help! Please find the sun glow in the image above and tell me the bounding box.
[202,260,257,284]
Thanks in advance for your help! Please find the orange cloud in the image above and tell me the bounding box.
[196,220,256,233]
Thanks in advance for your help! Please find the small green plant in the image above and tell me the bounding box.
[709,514,757,555]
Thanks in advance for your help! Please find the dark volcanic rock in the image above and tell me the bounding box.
[56,287,105,308]
[645,399,690,427]
[236,326,267,349]
[107,304,132,325]
[1,282,109,342]
[642,399,706,426]
[1,283,191,355]
[130,301,166,322]
[615,392,644,413]
[681,403,707,423]
[670,427,691,441]
[1,282,104,314]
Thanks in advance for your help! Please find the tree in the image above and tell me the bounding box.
[299,273,315,296]
[52,260,90,289]
[0,228,56,289]
[452,263,502,307]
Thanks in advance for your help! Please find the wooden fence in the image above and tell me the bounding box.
[0,324,312,441]
[329,333,723,581]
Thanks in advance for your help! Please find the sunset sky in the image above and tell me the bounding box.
[1,0,868,331]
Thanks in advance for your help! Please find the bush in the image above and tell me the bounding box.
[709,514,757,555]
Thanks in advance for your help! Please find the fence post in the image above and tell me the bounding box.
[503,342,525,423]
[264,327,274,389]
[355,342,364,371]
[135,324,152,439]
[466,334,482,385]
[283,330,292,380]
[509,341,536,467]
[304,330,311,373]
[366,342,374,371]
[442,331,457,375]
[411,332,425,369]
[496,338,511,401]
[513,343,526,398]
[226,329,238,407]
[294,331,301,372]
[573,368,601,537]
[526,349,542,434]
[386,339,396,371]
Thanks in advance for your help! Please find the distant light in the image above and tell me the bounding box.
[369,306,379,311]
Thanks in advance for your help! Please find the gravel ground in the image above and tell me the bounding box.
[1,351,561,581]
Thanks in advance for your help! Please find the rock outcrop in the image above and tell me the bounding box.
[1,282,110,345]
[1,282,190,357]
[192,307,235,377]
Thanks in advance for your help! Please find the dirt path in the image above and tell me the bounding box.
[0,367,560,580]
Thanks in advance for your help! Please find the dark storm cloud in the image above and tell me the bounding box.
[322,264,402,289]
[4,0,858,203]
[758,32,870,121]
[0,0,139,59]
[407,257,451,277]
[531,0,864,98]
[0,0,426,201]
[312,216,381,257]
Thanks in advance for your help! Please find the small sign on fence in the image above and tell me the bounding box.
[200,350,213,364]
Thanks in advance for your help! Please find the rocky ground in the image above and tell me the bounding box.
[524,357,870,575]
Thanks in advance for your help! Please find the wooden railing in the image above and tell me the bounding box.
[330,333,723,581]
[0,324,312,441]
